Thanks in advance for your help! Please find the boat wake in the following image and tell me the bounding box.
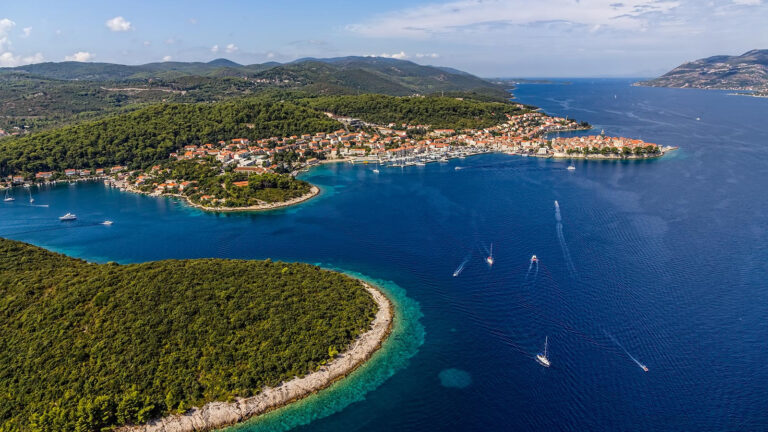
[555,201,577,277]
[605,331,649,372]
[525,257,539,280]
[453,253,471,277]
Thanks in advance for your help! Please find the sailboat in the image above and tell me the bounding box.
[3,189,14,202]
[536,336,551,367]
[486,244,494,266]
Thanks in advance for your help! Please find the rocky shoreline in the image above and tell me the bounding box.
[117,280,393,432]
[112,180,320,213]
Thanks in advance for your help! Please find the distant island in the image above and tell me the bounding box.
[637,49,768,92]
[0,238,392,432]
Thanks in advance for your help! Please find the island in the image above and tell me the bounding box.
[636,49,768,93]
[0,238,392,432]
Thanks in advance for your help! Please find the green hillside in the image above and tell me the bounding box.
[0,238,377,431]
[302,94,531,129]
[0,98,342,176]
[0,57,509,132]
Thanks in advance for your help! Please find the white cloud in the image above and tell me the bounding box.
[348,0,680,38]
[64,51,94,62]
[0,18,15,51]
[165,38,176,45]
[211,44,219,53]
[162,55,172,61]
[225,43,238,54]
[188,18,198,24]
[21,27,31,38]
[0,51,43,67]
[0,19,43,67]
[415,53,440,59]
[105,16,132,32]
[374,51,409,59]
[731,0,761,4]
[266,52,276,59]
[143,40,151,46]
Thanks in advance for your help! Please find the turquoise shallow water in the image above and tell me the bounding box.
[2,79,768,430]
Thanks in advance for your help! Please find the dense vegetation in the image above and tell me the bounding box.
[0,73,277,132]
[0,238,377,431]
[302,94,530,129]
[0,98,342,176]
[0,57,510,132]
[137,159,312,207]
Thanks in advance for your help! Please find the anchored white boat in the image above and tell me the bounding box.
[567,165,576,171]
[3,189,14,202]
[101,220,113,225]
[59,213,77,221]
[536,336,551,367]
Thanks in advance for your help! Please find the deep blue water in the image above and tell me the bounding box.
[2,79,768,431]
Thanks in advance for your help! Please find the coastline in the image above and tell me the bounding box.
[115,183,321,213]
[118,278,393,432]
[184,185,320,213]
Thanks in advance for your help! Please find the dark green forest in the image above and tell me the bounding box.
[0,238,377,431]
[302,94,530,129]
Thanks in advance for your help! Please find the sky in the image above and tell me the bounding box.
[0,0,766,77]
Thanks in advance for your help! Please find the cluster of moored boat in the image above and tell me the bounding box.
[57,212,113,225]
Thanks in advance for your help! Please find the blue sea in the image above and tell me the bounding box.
[2,79,768,431]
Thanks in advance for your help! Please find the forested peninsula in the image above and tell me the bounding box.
[0,238,390,432]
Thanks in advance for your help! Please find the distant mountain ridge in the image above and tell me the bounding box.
[0,56,504,97]
[638,49,768,90]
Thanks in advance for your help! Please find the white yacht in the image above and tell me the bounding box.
[486,244,494,266]
[102,220,114,225]
[3,189,14,202]
[567,165,576,171]
[59,213,77,221]
[535,336,551,367]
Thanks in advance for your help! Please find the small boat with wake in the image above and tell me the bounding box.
[59,213,77,221]
[486,244,494,266]
[535,336,551,367]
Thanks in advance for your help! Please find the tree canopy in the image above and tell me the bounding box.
[0,238,377,431]
[0,98,342,176]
